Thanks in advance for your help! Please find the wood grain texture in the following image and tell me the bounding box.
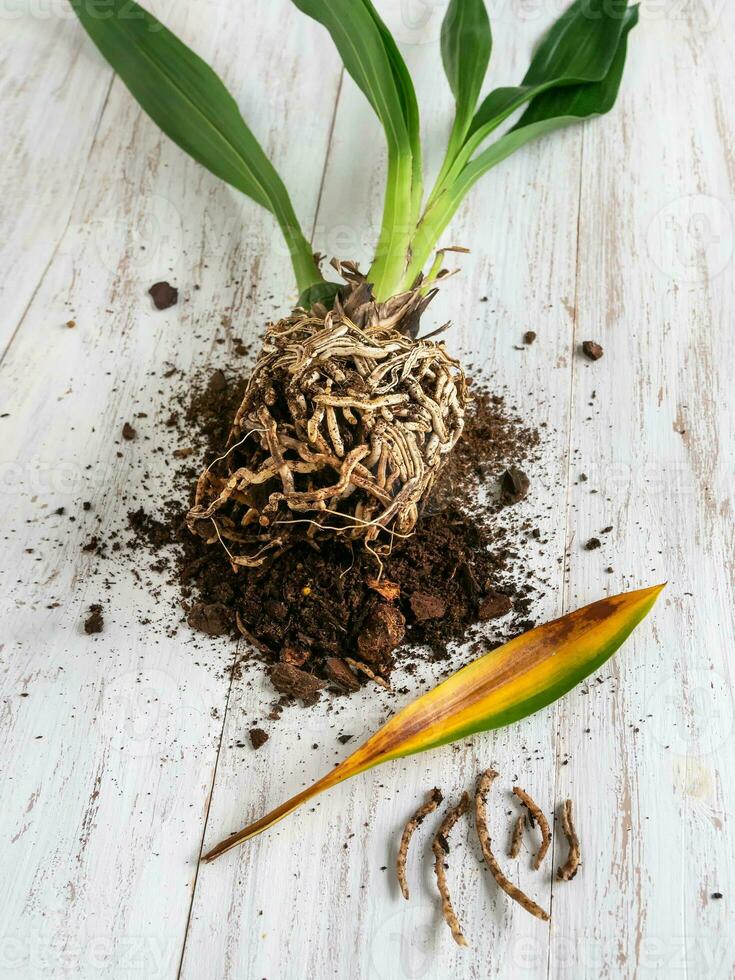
[182,4,582,978]
[2,2,734,979]
[0,13,113,355]
[0,2,341,978]
[550,6,735,977]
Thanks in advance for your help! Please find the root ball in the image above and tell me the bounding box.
[187,264,468,566]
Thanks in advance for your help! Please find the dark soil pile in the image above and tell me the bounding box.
[127,365,545,704]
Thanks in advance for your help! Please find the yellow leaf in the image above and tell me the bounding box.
[204,584,664,862]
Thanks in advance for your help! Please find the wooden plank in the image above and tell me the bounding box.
[0,3,341,977]
[7,2,730,977]
[550,8,735,978]
[180,5,584,977]
[0,14,113,355]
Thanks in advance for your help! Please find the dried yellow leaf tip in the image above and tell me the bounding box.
[203,585,664,862]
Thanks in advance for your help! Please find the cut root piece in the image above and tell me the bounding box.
[474,770,550,922]
[512,786,551,870]
[509,813,525,859]
[432,791,470,947]
[397,787,443,900]
[557,799,581,881]
[344,658,390,690]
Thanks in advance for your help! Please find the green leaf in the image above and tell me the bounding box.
[291,0,410,152]
[511,4,639,132]
[424,0,630,227]
[402,4,638,290]
[360,0,423,216]
[441,0,492,143]
[462,6,638,206]
[469,0,631,141]
[69,0,321,294]
[291,0,418,300]
[523,0,630,86]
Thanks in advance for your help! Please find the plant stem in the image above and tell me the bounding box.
[424,113,468,213]
[380,124,476,297]
[368,152,418,301]
[399,141,502,293]
[398,189,462,294]
[276,205,324,296]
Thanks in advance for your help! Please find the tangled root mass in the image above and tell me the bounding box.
[187,262,468,567]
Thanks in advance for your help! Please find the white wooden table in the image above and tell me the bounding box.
[2,2,734,977]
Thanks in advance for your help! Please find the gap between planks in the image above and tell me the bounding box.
[544,121,587,978]
[175,647,243,980]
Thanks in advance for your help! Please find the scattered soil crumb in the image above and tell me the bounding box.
[501,465,530,503]
[270,663,325,705]
[249,728,269,750]
[478,591,512,620]
[187,602,232,636]
[84,604,104,635]
[581,341,603,361]
[149,281,178,310]
[324,657,361,692]
[410,592,447,622]
[357,604,406,664]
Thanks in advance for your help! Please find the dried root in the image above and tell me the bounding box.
[397,787,443,900]
[432,792,470,947]
[474,770,550,922]
[344,657,390,690]
[512,786,551,870]
[557,799,581,881]
[509,813,525,859]
[186,262,467,565]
